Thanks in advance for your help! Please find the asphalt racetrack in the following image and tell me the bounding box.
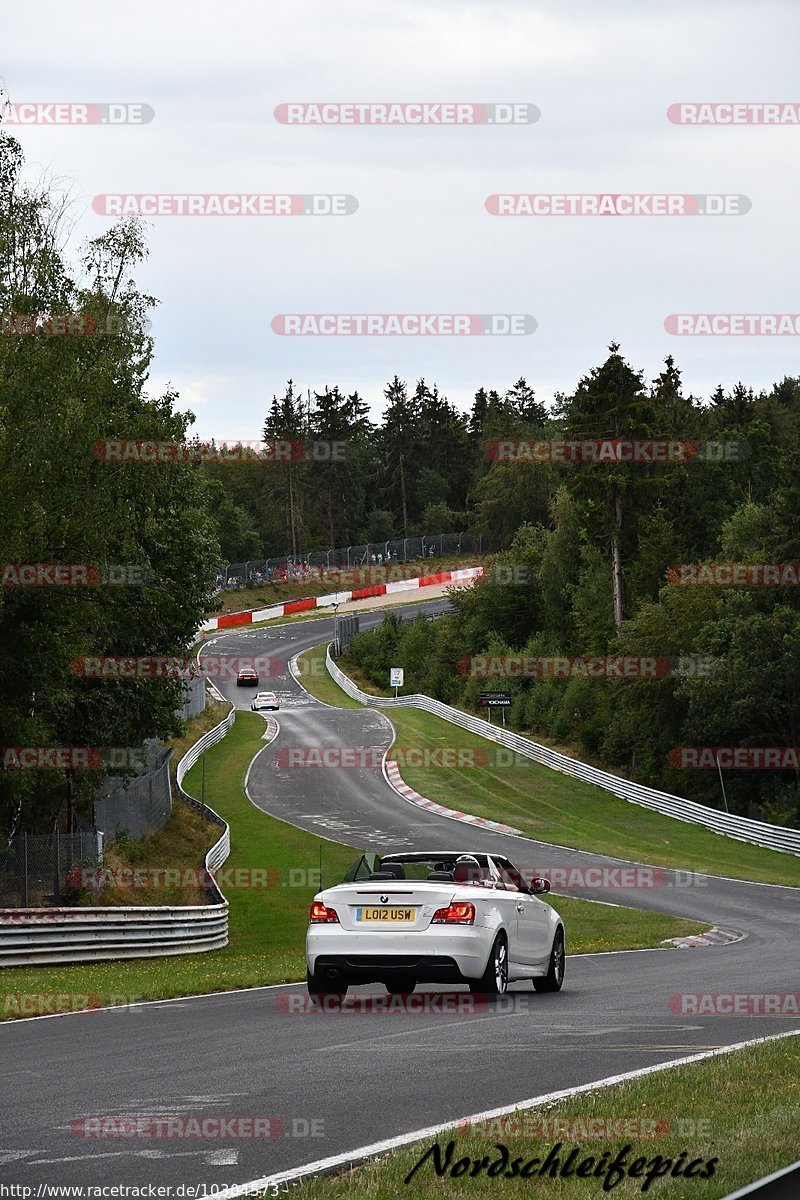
[3,601,798,1189]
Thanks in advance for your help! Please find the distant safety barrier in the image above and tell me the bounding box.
[326,649,800,857]
[199,566,483,633]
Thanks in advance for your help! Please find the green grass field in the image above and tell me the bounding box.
[296,643,800,887]
[294,1033,800,1200]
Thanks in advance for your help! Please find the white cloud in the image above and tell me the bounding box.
[4,0,799,434]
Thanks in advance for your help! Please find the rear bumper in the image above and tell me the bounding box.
[306,926,491,983]
[312,954,467,985]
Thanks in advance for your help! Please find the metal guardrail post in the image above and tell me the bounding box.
[53,835,60,904]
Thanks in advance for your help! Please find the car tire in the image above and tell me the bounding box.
[469,933,508,996]
[533,927,565,993]
[306,970,348,1005]
[385,979,416,995]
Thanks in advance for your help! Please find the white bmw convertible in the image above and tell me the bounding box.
[305,850,564,999]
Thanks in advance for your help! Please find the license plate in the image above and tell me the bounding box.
[356,907,414,922]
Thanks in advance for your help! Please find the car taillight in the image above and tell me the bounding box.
[431,902,475,925]
[309,901,339,924]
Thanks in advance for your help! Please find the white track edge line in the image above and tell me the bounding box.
[211,1028,800,1197]
[720,1156,800,1199]
[287,651,338,709]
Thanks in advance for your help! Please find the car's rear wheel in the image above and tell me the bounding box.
[306,971,348,1005]
[533,927,565,993]
[385,979,416,995]
[469,933,508,996]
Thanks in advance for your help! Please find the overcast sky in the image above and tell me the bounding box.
[4,0,799,438]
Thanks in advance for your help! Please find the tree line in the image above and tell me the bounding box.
[0,133,217,835]
[199,375,547,562]
[344,348,800,827]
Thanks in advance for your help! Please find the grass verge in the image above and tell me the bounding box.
[295,647,364,709]
[293,1033,800,1199]
[296,644,800,888]
[74,801,218,907]
[64,700,230,907]
[0,710,706,1018]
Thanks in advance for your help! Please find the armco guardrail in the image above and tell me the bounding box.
[326,648,800,857]
[0,698,235,968]
[175,702,235,888]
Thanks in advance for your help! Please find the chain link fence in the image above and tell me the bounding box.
[0,830,103,907]
[3,683,203,907]
[178,673,207,720]
[219,531,488,589]
[93,743,173,843]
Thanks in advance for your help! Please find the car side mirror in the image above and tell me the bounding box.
[530,877,551,895]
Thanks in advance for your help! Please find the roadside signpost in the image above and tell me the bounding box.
[390,666,404,698]
[478,690,512,726]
